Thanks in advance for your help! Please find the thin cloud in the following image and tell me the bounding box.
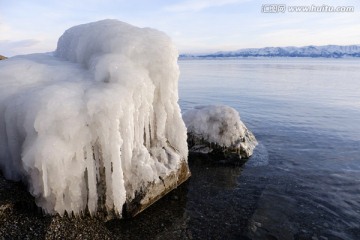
[0,39,39,49]
[0,39,41,56]
[164,0,247,12]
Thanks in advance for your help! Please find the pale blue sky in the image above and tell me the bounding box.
[1,0,360,56]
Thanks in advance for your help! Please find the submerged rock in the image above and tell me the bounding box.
[183,105,257,161]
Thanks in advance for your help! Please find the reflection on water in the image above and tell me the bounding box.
[106,182,190,239]
[184,156,263,239]
[245,143,269,167]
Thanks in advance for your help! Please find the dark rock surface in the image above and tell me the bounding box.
[187,125,257,162]
[0,156,261,239]
[0,172,190,239]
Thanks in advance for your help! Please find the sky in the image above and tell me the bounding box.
[0,0,360,56]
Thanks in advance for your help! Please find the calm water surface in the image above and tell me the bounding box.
[2,58,358,239]
[177,58,360,240]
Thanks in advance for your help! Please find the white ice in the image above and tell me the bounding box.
[0,19,188,216]
[183,105,257,148]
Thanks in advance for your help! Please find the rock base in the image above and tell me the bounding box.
[122,160,191,218]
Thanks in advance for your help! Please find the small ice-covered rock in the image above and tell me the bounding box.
[0,20,190,218]
[183,105,257,160]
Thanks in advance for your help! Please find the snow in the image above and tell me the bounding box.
[0,19,188,216]
[182,45,360,58]
[183,105,247,147]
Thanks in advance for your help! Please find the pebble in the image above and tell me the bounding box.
[254,221,262,227]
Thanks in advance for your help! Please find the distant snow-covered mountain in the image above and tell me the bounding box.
[180,45,360,58]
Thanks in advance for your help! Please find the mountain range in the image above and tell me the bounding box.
[180,45,360,59]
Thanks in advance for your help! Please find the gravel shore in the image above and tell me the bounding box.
[0,157,257,239]
[0,172,193,240]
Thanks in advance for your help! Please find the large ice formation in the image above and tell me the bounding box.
[0,20,189,217]
[183,105,257,160]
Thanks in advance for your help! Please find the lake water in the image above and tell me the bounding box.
[177,58,360,240]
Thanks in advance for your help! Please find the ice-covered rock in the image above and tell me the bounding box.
[0,20,190,218]
[183,105,257,161]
